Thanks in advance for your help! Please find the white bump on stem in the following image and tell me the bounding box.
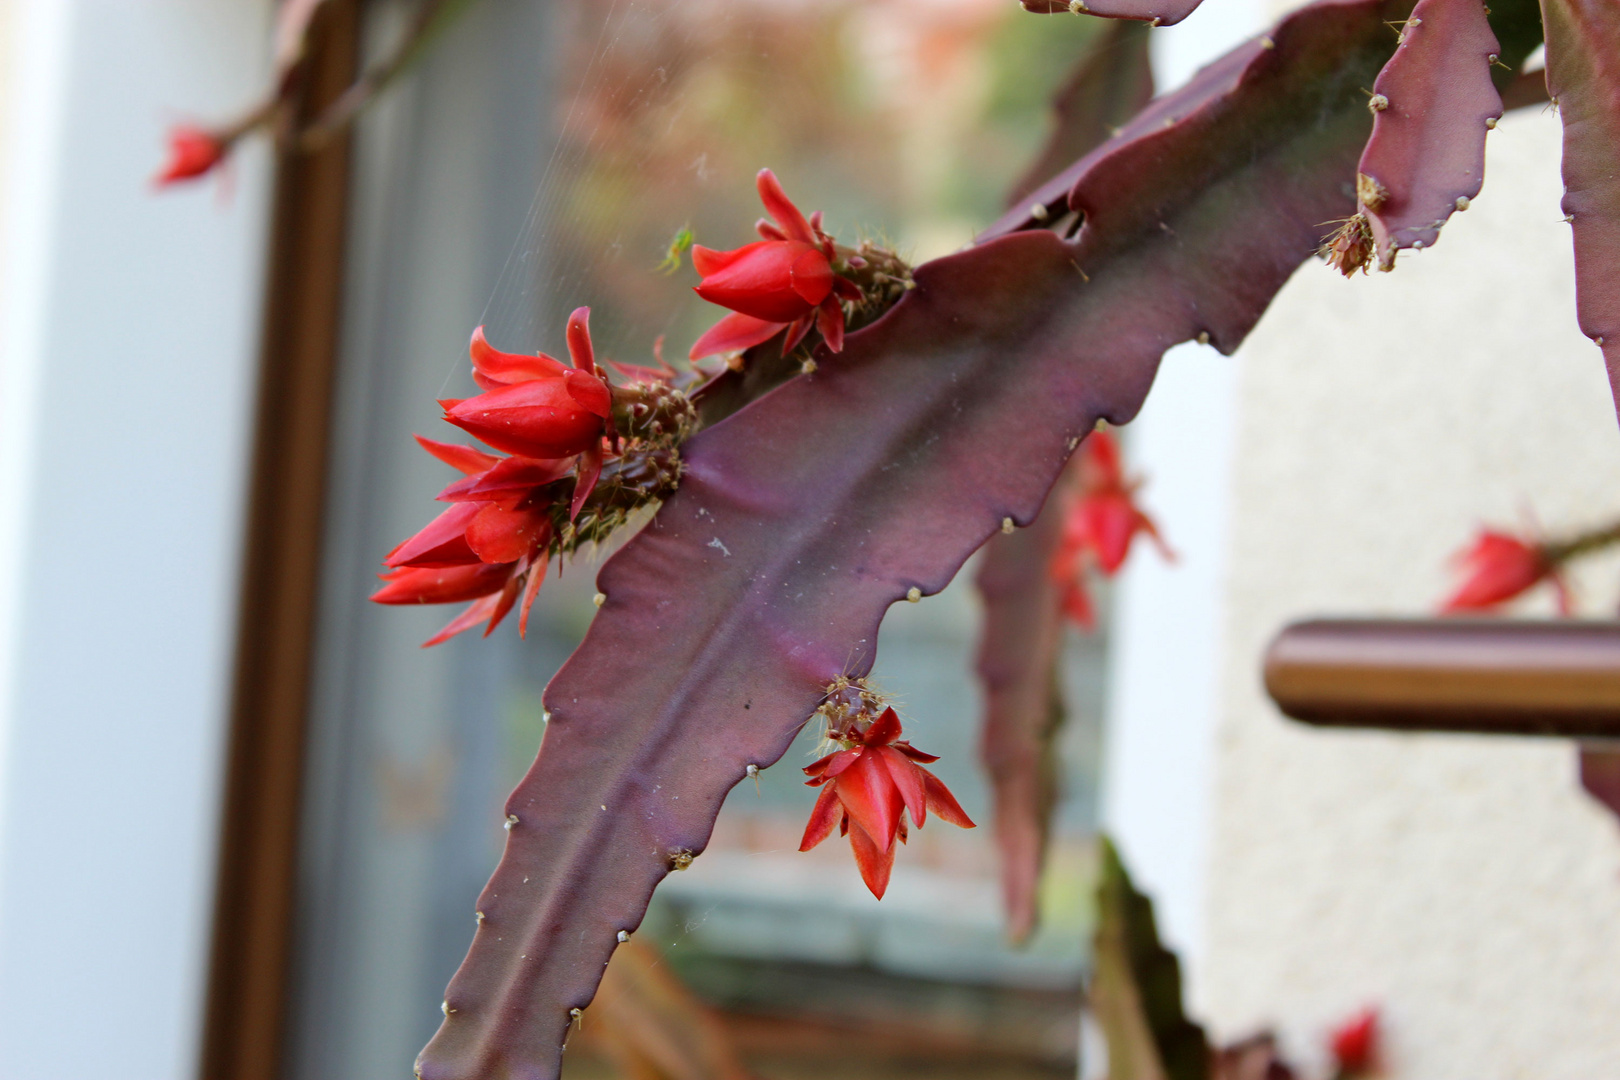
[505,814,519,830]
[906,587,921,603]
[593,592,606,607]
[1369,94,1389,113]
[1001,517,1015,534]
[1030,203,1050,222]
[617,930,630,943]
[1196,331,1210,346]
[1455,195,1470,211]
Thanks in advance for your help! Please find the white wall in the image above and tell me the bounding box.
[0,4,271,1077]
[1200,106,1620,1077]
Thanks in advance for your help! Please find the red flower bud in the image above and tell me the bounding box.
[154,124,227,186]
[690,169,851,360]
[1441,528,1564,613]
[799,706,973,898]
[444,311,612,462]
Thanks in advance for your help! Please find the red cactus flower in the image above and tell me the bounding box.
[799,707,974,899]
[689,169,860,360]
[442,309,615,516]
[155,124,227,186]
[1329,1007,1379,1076]
[1441,528,1567,614]
[372,435,573,646]
[1049,429,1172,628]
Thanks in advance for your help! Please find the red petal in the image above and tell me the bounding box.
[466,503,550,564]
[1061,578,1095,630]
[877,747,927,829]
[371,562,511,605]
[803,750,839,778]
[921,769,975,829]
[847,821,895,899]
[441,455,573,502]
[864,707,903,745]
[444,380,604,459]
[781,313,814,355]
[694,241,822,322]
[570,443,604,521]
[688,312,786,360]
[415,435,500,476]
[565,307,595,372]
[756,169,817,245]
[1085,493,1139,575]
[891,741,940,764]
[1079,429,1125,492]
[799,785,842,851]
[820,747,863,780]
[788,248,834,306]
[423,592,502,648]
[469,325,567,389]
[816,297,845,353]
[518,551,550,638]
[833,753,902,853]
[385,501,482,568]
[562,369,612,417]
[754,219,788,242]
[692,244,748,276]
[483,573,523,637]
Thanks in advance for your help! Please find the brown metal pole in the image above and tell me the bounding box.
[198,5,360,1079]
[1264,618,1620,737]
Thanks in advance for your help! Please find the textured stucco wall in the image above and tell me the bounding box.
[1198,105,1620,1078]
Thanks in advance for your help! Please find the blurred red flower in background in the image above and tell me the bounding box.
[799,706,974,899]
[689,169,860,360]
[1441,528,1567,614]
[1049,428,1173,629]
[154,124,227,186]
[1329,1007,1380,1077]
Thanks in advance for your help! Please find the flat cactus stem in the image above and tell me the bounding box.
[1540,0,1620,420]
[1021,0,1204,27]
[413,4,1407,1077]
[1356,0,1503,268]
[973,473,1070,945]
[977,24,1153,943]
[1006,21,1155,209]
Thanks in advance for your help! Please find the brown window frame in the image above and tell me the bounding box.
[199,5,362,1078]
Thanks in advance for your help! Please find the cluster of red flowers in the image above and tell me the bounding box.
[1440,528,1568,614]
[798,680,974,899]
[689,170,864,361]
[372,307,688,646]
[1049,428,1173,629]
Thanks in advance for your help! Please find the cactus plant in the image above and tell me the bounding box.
[155,0,1620,1072]
[397,2,1574,1076]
